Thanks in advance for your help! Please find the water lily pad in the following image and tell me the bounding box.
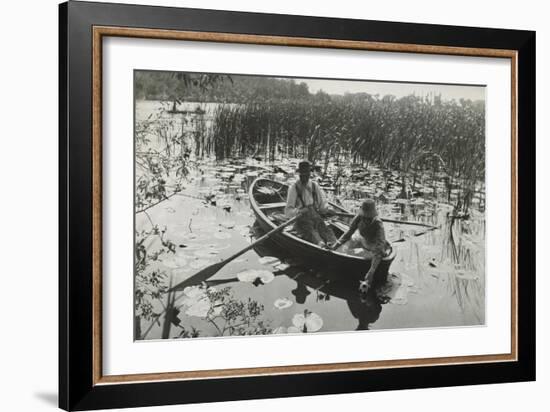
[184,298,211,318]
[236,269,275,285]
[273,263,290,271]
[183,285,206,299]
[258,256,281,266]
[220,220,236,229]
[179,287,208,308]
[292,311,323,332]
[274,298,293,310]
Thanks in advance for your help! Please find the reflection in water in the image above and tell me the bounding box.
[205,261,387,332]
[253,230,387,331]
[291,281,310,305]
[135,152,485,339]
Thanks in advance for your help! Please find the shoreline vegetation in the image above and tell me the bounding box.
[134,71,486,340]
[136,72,485,212]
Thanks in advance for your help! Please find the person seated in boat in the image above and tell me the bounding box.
[330,199,391,295]
[285,160,337,246]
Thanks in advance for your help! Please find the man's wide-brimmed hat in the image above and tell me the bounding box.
[297,160,312,174]
[361,199,378,218]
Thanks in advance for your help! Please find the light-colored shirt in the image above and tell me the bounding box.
[285,180,329,218]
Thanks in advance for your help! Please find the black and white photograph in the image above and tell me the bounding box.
[134,71,486,340]
[0,0,541,410]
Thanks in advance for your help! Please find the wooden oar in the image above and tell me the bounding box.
[168,214,300,292]
[332,212,437,229]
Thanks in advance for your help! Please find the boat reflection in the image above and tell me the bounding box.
[252,226,387,331]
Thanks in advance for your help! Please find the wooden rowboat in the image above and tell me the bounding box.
[249,178,396,282]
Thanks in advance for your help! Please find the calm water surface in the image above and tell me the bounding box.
[136,101,485,340]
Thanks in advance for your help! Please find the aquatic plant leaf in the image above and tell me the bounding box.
[274,298,293,310]
[274,263,290,271]
[184,297,211,318]
[258,256,281,266]
[292,311,323,332]
[236,269,275,284]
[220,220,236,229]
[183,285,206,299]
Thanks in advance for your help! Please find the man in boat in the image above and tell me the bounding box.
[285,160,337,246]
[330,199,391,295]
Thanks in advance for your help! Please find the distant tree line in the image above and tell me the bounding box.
[135,71,310,103]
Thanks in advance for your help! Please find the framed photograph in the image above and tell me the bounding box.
[59,1,535,410]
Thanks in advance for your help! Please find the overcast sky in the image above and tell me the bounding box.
[299,78,485,102]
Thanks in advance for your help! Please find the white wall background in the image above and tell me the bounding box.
[0,0,545,411]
